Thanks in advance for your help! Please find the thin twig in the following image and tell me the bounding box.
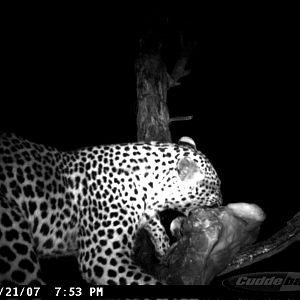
[169,116,193,123]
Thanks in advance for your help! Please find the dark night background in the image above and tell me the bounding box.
[1,5,299,287]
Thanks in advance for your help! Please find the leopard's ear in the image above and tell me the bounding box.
[177,157,205,183]
[178,136,197,150]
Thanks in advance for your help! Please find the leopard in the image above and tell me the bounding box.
[0,132,222,284]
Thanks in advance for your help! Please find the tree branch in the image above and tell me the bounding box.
[133,211,300,284]
[169,115,193,123]
[168,31,195,89]
[218,211,300,276]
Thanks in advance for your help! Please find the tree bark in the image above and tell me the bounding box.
[135,33,192,143]
[135,50,171,143]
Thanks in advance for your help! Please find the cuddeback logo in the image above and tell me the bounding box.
[223,272,300,292]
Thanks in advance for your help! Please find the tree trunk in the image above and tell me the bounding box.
[135,50,171,143]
